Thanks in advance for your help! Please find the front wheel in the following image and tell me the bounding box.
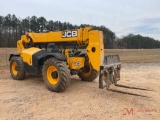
[42,58,71,92]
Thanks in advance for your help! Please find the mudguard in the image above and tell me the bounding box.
[9,53,20,61]
[32,50,66,67]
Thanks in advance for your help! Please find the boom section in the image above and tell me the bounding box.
[19,27,91,46]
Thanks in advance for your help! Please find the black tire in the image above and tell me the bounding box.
[78,63,98,82]
[42,58,71,92]
[10,56,26,80]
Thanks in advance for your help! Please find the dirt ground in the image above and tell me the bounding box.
[0,62,160,120]
[0,48,160,120]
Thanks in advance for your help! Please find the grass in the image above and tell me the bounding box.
[0,48,16,67]
[105,49,160,63]
[0,48,160,67]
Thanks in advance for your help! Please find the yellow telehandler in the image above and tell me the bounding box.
[9,27,121,92]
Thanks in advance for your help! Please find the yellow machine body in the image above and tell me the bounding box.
[21,48,41,66]
[9,26,121,92]
[68,57,85,70]
[86,30,104,70]
[17,27,104,71]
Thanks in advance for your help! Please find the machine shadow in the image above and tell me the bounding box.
[115,84,154,91]
[70,77,84,85]
[109,88,150,98]
[24,74,44,82]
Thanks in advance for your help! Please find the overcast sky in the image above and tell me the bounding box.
[0,0,160,40]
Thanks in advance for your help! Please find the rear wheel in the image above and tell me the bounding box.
[10,56,26,80]
[78,61,98,82]
[42,58,71,92]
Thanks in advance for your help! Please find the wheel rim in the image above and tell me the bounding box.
[12,62,18,75]
[47,66,59,85]
[81,63,92,76]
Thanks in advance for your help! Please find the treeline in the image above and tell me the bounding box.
[0,14,115,48]
[116,34,160,49]
[0,14,160,49]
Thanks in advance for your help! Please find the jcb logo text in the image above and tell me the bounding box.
[62,30,78,38]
